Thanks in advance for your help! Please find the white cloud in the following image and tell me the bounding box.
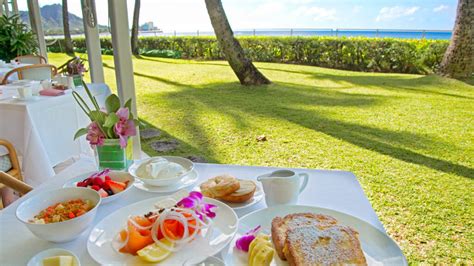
[376,6,420,22]
[352,6,362,14]
[433,5,449,12]
[293,6,337,21]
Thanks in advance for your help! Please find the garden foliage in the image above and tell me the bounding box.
[48,36,448,74]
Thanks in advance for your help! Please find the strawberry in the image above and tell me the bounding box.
[91,185,100,191]
[104,175,111,181]
[98,188,109,198]
[76,181,86,187]
[93,177,104,186]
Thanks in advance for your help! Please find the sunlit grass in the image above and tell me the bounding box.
[49,53,474,263]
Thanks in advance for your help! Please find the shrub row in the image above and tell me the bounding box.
[48,36,449,74]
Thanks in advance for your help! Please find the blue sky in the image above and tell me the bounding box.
[17,0,457,31]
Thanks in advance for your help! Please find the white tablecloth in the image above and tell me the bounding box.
[0,158,385,265]
[0,84,111,186]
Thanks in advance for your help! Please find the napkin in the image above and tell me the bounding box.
[39,88,65,96]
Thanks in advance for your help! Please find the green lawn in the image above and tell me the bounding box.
[49,53,473,263]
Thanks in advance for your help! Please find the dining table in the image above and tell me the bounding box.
[0,83,111,186]
[0,157,386,265]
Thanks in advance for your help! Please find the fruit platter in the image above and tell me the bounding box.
[87,190,238,265]
[63,169,134,204]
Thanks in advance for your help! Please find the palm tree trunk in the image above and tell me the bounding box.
[205,0,270,85]
[438,0,473,79]
[62,0,74,55]
[131,0,141,56]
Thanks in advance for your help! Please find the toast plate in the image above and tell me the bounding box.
[87,195,238,265]
[133,169,199,193]
[223,205,407,266]
[193,180,264,210]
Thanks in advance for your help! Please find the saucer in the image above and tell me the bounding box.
[134,169,199,193]
[12,95,40,101]
[27,248,80,266]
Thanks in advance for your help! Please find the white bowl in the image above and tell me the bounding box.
[129,156,194,187]
[63,171,134,204]
[27,248,80,266]
[16,187,101,243]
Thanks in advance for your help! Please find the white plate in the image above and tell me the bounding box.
[193,180,264,210]
[224,205,407,266]
[63,171,135,204]
[134,169,199,193]
[87,196,239,265]
[27,248,80,266]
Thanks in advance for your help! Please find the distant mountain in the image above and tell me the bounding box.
[19,4,108,35]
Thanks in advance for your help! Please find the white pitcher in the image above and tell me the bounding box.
[257,170,309,207]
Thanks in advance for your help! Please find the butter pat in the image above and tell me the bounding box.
[42,255,73,266]
[145,158,169,178]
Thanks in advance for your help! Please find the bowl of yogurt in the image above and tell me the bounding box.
[128,156,194,186]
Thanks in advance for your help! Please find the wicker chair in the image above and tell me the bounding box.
[14,54,47,65]
[0,140,29,208]
[1,64,57,84]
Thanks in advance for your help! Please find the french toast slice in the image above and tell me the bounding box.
[271,213,338,260]
[283,225,367,266]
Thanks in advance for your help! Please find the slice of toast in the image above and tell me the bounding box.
[218,179,256,203]
[271,213,338,260]
[284,225,367,266]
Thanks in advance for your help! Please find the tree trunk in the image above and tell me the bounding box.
[62,0,74,56]
[438,0,473,79]
[205,0,270,85]
[131,0,141,56]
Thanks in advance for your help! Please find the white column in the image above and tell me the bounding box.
[3,0,9,16]
[108,0,141,158]
[27,0,48,60]
[80,0,104,83]
[0,1,4,16]
[12,0,19,14]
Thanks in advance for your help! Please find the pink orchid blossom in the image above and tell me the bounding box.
[86,122,105,146]
[114,107,136,148]
[177,191,217,220]
[235,225,262,252]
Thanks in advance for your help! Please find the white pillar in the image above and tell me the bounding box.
[108,0,141,158]
[80,0,104,83]
[0,1,4,16]
[3,0,9,16]
[27,0,48,60]
[12,0,18,14]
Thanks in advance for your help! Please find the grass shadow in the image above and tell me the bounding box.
[157,81,473,179]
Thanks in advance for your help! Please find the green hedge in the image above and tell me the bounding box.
[48,36,449,74]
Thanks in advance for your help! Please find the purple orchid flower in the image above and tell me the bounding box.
[86,122,105,146]
[177,191,217,220]
[114,107,137,148]
[235,225,262,252]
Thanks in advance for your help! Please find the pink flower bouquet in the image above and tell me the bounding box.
[73,82,137,149]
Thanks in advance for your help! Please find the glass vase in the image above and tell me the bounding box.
[72,74,83,87]
[95,139,133,170]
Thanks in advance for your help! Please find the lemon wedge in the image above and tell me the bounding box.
[137,239,174,262]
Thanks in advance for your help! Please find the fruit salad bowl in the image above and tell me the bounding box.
[63,170,134,204]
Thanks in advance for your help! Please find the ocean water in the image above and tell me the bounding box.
[139,29,452,40]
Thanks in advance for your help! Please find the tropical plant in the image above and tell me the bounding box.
[73,82,137,148]
[0,14,38,61]
[131,0,141,55]
[62,0,75,55]
[204,0,270,85]
[438,0,473,78]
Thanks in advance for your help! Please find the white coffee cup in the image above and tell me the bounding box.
[17,86,32,99]
[257,170,309,207]
[41,80,52,90]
